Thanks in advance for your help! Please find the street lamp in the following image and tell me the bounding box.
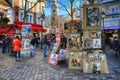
[102,12,106,29]
[101,12,106,51]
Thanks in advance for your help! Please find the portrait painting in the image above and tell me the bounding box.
[83,4,102,30]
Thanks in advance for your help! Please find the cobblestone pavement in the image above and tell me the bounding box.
[0,47,120,80]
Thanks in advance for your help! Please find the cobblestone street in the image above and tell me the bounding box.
[0,47,120,80]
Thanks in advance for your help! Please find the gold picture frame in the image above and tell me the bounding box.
[68,52,83,70]
[67,33,81,51]
[83,4,102,30]
[83,30,102,49]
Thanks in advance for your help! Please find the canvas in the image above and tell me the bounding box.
[83,4,102,30]
[68,52,83,70]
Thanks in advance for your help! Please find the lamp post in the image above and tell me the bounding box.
[102,12,106,51]
[102,12,105,29]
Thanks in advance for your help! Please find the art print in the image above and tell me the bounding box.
[83,4,102,30]
[93,39,101,48]
[64,21,82,33]
[48,53,60,66]
[86,7,100,26]
[68,34,81,51]
[68,52,83,70]
[91,31,101,39]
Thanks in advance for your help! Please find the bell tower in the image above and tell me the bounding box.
[51,0,59,28]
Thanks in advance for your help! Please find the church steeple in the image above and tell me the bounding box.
[51,0,58,27]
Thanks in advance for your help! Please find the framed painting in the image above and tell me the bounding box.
[68,52,83,70]
[83,30,102,49]
[48,53,60,66]
[83,4,102,30]
[64,20,82,34]
[67,34,81,51]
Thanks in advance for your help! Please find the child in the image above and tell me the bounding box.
[30,43,34,57]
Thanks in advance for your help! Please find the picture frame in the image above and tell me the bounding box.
[67,34,81,51]
[83,30,102,49]
[64,20,82,34]
[83,4,102,30]
[68,52,83,70]
[48,53,60,66]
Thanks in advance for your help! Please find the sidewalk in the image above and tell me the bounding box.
[0,47,120,80]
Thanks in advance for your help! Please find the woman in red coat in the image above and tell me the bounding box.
[12,36,22,61]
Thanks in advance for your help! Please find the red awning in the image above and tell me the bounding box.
[14,21,46,32]
[0,25,15,35]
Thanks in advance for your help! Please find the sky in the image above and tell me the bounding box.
[45,0,80,16]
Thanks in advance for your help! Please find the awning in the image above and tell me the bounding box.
[0,25,15,35]
[14,21,46,32]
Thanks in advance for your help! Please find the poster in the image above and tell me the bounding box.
[48,53,60,66]
[21,25,32,57]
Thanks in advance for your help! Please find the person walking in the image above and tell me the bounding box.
[43,35,48,57]
[2,36,7,54]
[12,36,22,61]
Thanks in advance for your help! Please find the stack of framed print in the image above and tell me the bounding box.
[64,20,83,70]
[82,4,109,74]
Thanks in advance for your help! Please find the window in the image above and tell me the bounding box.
[20,13,23,21]
[41,20,43,25]
[26,15,29,22]
[30,15,32,22]
[111,7,119,14]
[53,10,55,12]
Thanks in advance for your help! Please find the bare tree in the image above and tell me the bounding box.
[22,0,45,22]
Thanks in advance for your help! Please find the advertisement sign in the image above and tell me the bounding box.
[48,53,60,66]
[21,25,32,57]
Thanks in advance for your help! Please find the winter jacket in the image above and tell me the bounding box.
[12,39,22,52]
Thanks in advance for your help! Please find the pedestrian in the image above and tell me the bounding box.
[116,40,120,57]
[2,36,7,54]
[29,43,35,57]
[43,35,48,57]
[60,33,67,48]
[12,36,22,61]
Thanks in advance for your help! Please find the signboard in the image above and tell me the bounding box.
[21,25,32,57]
[48,53,60,66]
